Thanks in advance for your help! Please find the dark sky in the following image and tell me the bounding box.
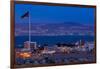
[15,4,95,25]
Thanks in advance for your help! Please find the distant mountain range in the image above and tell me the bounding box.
[15,22,94,36]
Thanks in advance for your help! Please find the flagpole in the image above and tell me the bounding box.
[29,12,31,50]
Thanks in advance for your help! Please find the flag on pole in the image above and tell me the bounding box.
[21,11,29,18]
[21,11,31,50]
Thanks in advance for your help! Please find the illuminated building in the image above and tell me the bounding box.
[30,42,37,53]
[24,41,30,50]
[23,41,37,51]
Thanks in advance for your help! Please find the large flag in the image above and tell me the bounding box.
[21,11,29,19]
